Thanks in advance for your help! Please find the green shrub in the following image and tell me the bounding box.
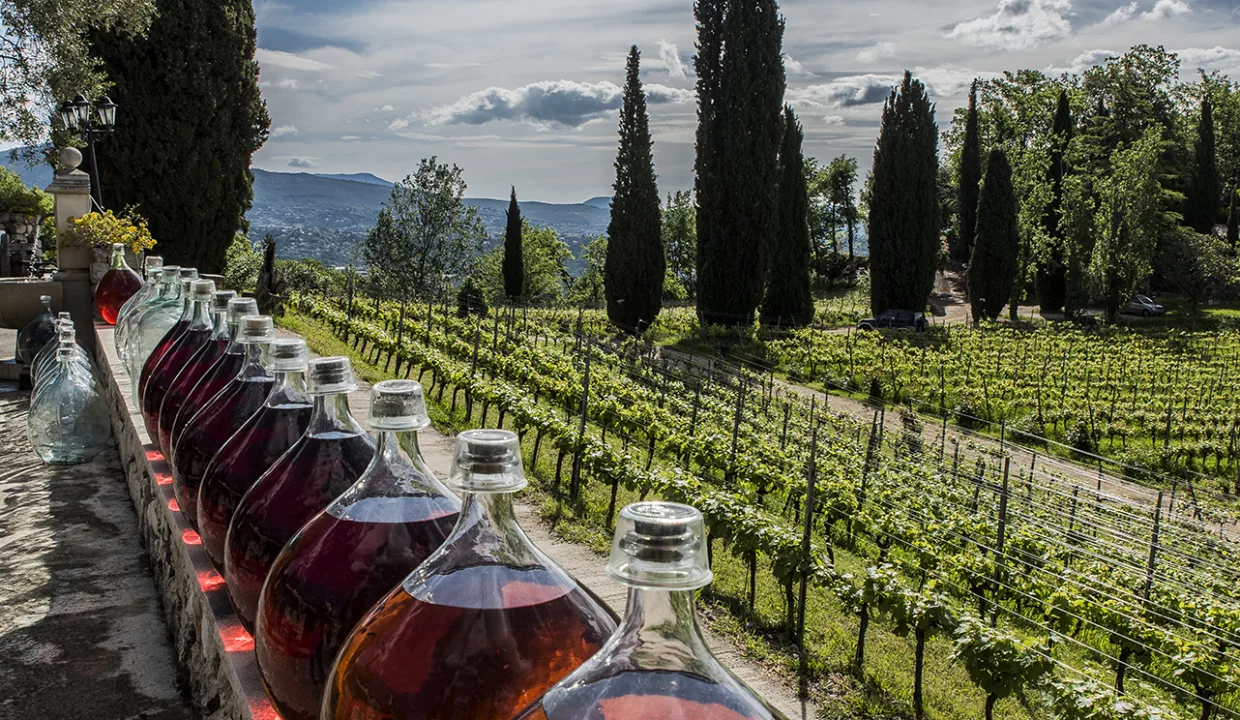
[0,167,53,215]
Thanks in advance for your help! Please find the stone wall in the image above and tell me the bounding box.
[0,211,42,277]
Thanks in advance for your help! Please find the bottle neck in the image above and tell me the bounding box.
[190,299,212,329]
[269,368,308,398]
[336,430,453,505]
[211,310,230,338]
[308,391,365,436]
[237,342,273,379]
[615,587,715,672]
[445,490,542,566]
[110,246,127,270]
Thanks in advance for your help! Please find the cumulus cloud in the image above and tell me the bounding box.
[784,54,808,75]
[1047,48,1116,75]
[423,80,693,128]
[856,42,896,64]
[1100,1,1138,24]
[256,48,332,72]
[389,118,410,130]
[271,125,299,138]
[341,135,363,141]
[945,0,1072,50]
[658,40,687,80]
[824,115,846,126]
[259,77,298,90]
[373,104,395,113]
[1143,0,1190,18]
[788,67,988,108]
[1176,46,1240,71]
[288,158,316,168]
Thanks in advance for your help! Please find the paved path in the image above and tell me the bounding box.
[0,386,192,720]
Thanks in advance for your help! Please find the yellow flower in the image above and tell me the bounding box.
[60,208,157,254]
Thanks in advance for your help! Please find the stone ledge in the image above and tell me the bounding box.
[92,322,275,720]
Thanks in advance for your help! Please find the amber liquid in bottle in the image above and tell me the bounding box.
[144,324,212,452]
[95,266,143,325]
[157,329,229,457]
[167,341,245,456]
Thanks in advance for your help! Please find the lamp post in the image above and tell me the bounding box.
[58,94,117,210]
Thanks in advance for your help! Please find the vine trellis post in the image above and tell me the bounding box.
[797,414,820,699]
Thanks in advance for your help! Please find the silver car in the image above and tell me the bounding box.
[1122,295,1165,316]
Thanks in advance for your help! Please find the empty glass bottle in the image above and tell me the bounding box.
[137,273,200,405]
[32,313,74,384]
[226,357,375,632]
[256,379,460,720]
[198,338,314,570]
[156,290,236,457]
[16,294,57,377]
[27,344,110,465]
[116,262,168,365]
[321,429,617,720]
[95,243,144,325]
[142,279,216,442]
[115,255,162,331]
[514,502,788,720]
[166,297,258,462]
[32,324,92,404]
[125,266,193,389]
[171,315,275,528]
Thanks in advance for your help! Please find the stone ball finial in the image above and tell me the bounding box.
[57,147,83,173]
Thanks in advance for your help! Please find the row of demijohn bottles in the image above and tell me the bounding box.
[40,246,790,720]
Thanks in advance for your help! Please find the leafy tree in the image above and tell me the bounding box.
[968,149,1020,322]
[760,106,813,327]
[570,234,607,307]
[868,71,940,316]
[255,234,284,316]
[605,46,664,332]
[0,0,153,144]
[503,186,523,301]
[362,208,402,303]
[1229,188,1239,251]
[473,221,572,305]
[955,80,982,263]
[950,616,1052,720]
[222,232,260,292]
[92,0,269,272]
[455,277,487,318]
[1200,73,1239,193]
[804,159,834,262]
[662,191,697,298]
[827,155,860,261]
[1156,227,1238,314]
[1037,90,1071,314]
[694,0,785,326]
[1186,96,1220,233]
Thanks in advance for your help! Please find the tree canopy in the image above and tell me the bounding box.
[968,149,1020,322]
[503,187,524,300]
[760,106,814,327]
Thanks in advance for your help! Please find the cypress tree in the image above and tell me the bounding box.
[1228,188,1238,251]
[954,80,982,263]
[868,71,940,317]
[1037,90,1071,314]
[967,149,1020,322]
[760,106,813,327]
[694,0,785,326]
[604,46,664,332]
[503,187,524,300]
[91,0,269,272]
[1187,96,1220,234]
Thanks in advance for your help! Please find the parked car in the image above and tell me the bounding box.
[857,310,928,332]
[1122,295,1166,316]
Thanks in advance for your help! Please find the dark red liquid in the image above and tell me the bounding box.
[95,267,143,325]
[142,325,212,449]
[198,400,313,570]
[226,431,375,631]
[323,566,617,720]
[517,671,778,720]
[171,375,273,530]
[167,344,245,456]
[256,497,460,720]
[138,317,189,409]
[157,336,228,456]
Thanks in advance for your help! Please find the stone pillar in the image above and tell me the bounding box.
[48,147,95,350]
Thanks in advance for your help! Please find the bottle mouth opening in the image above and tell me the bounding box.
[178,268,197,279]
[269,338,309,372]
[227,298,258,324]
[160,266,181,280]
[239,316,275,344]
[307,357,358,395]
[605,502,713,590]
[191,280,217,302]
[368,379,430,431]
[211,290,237,312]
[448,429,526,493]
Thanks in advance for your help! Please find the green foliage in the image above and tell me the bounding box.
[694,0,785,326]
[1228,188,1239,250]
[760,106,814,328]
[503,186,523,300]
[662,191,696,298]
[1037,90,1072,314]
[475,221,571,306]
[1186,96,1220,234]
[570,234,607,307]
[0,0,153,144]
[950,615,1052,718]
[868,71,940,317]
[0,167,53,214]
[256,234,284,316]
[1156,226,1239,313]
[955,81,982,263]
[275,257,342,297]
[222,232,260,292]
[92,0,269,272]
[968,149,1020,322]
[455,276,487,317]
[605,46,664,332]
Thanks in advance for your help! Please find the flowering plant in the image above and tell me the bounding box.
[60,207,156,254]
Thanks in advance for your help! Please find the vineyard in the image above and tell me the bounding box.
[289,293,1240,720]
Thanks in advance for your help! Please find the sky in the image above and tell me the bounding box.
[252,0,1240,203]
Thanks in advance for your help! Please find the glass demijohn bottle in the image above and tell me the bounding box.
[321,429,618,720]
[156,289,236,456]
[115,258,164,362]
[32,323,92,403]
[94,243,143,325]
[32,313,74,384]
[118,264,177,367]
[16,294,57,375]
[141,279,216,443]
[255,379,460,720]
[126,266,194,391]
[27,344,110,465]
[225,356,375,632]
[197,337,314,570]
[514,502,788,720]
[171,315,275,528]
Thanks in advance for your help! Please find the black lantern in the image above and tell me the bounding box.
[72,94,91,128]
[56,93,119,210]
[96,96,117,129]
[58,100,78,130]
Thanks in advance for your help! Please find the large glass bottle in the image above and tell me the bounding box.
[32,313,74,384]
[171,315,276,527]
[94,243,144,325]
[115,257,164,362]
[197,338,314,570]
[167,297,258,456]
[126,266,194,390]
[16,294,57,371]
[32,326,93,406]
[321,429,618,720]
[141,279,216,442]
[514,502,788,720]
[27,344,110,465]
[137,274,200,405]
[256,380,460,720]
[225,356,375,632]
[155,289,236,455]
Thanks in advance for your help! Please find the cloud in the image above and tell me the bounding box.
[1100,1,1139,24]
[784,54,808,75]
[425,61,486,70]
[256,48,332,72]
[270,124,299,138]
[944,0,1072,50]
[1176,46,1240,70]
[388,118,410,130]
[340,135,363,141]
[423,80,693,128]
[824,115,846,126]
[259,78,298,90]
[287,158,316,168]
[658,40,687,80]
[1142,0,1190,18]
[1047,48,1116,75]
[788,67,990,108]
[856,42,896,64]
[373,104,395,113]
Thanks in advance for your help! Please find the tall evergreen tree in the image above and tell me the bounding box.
[968,149,1020,322]
[91,0,269,272]
[605,46,664,332]
[503,186,524,300]
[1228,188,1238,251]
[954,81,982,263]
[1187,96,1220,233]
[1037,89,1072,314]
[868,71,940,316]
[694,0,785,326]
[761,107,814,327]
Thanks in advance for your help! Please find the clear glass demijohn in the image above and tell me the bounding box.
[16,294,57,366]
[33,324,92,404]
[115,256,163,361]
[137,273,202,405]
[33,313,76,384]
[123,265,190,385]
[27,344,111,465]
